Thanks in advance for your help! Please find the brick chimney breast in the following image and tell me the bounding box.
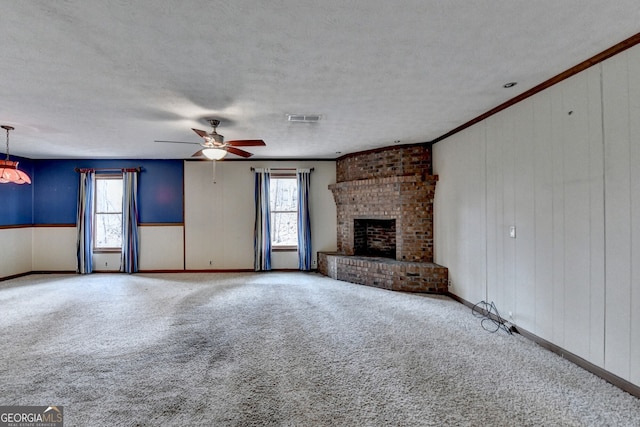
[330,144,437,262]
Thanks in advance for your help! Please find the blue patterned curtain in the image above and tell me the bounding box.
[76,170,95,274]
[297,169,312,270]
[120,170,139,273]
[253,168,272,271]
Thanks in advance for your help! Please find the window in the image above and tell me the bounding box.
[270,176,298,249]
[94,175,123,251]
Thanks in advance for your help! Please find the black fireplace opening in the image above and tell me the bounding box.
[354,219,396,258]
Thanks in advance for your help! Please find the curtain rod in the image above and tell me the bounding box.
[74,167,142,173]
[250,167,314,171]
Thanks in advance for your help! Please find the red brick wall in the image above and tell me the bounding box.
[330,143,436,263]
[336,143,432,182]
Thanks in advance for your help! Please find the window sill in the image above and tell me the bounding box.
[93,248,121,253]
[272,246,298,252]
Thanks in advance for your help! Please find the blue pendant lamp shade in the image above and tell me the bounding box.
[0,125,31,184]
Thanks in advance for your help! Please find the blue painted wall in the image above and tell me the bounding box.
[1,159,183,226]
[0,157,35,226]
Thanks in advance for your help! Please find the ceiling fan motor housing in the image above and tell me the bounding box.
[209,133,224,145]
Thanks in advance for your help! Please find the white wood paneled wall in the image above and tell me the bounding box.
[184,161,255,269]
[432,124,487,304]
[434,44,640,387]
[184,160,337,270]
[602,48,640,384]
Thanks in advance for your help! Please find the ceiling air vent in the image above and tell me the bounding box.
[287,114,322,122]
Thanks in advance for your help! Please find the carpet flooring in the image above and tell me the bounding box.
[0,272,639,426]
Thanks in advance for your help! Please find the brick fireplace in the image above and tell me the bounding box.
[318,143,448,293]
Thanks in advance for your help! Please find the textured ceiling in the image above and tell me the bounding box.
[2,1,639,159]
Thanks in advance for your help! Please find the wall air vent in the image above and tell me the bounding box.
[287,114,322,122]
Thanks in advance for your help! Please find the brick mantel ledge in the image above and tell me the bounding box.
[329,174,438,190]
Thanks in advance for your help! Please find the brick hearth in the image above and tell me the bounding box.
[318,253,448,293]
[319,144,448,293]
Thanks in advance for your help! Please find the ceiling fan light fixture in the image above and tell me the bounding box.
[0,125,31,185]
[202,148,227,160]
[160,119,264,159]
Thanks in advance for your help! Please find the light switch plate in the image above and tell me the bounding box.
[509,225,516,238]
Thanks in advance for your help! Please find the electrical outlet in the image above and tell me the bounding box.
[105,262,108,267]
[312,259,317,267]
[448,278,452,287]
[209,260,213,266]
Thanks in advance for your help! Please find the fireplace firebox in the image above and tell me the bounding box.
[354,219,396,258]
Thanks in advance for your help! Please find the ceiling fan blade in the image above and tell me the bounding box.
[226,139,266,147]
[191,149,204,157]
[226,147,254,158]
[192,128,208,138]
[155,140,200,145]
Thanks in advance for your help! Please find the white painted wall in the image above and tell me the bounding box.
[32,227,77,271]
[184,160,337,270]
[92,252,122,272]
[24,225,186,274]
[434,44,640,387]
[138,225,185,271]
[0,228,32,277]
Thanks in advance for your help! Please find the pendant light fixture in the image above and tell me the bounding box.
[0,125,31,184]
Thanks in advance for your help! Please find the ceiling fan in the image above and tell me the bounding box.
[155,119,266,160]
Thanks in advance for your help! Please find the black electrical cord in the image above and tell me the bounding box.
[472,300,513,334]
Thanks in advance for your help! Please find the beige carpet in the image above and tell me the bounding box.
[0,272,639,426]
